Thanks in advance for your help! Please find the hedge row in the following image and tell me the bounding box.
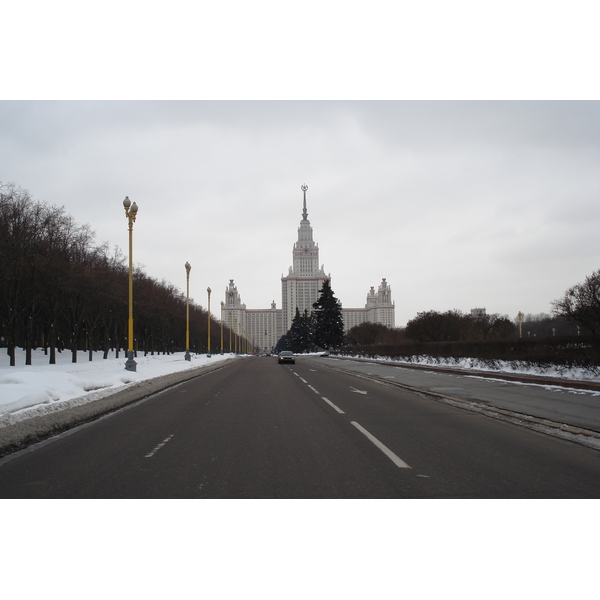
[339,335,600,374]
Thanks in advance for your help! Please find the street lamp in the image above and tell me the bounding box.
[123,196,138,372]
[207,287,212,357]
[185,262,192,361]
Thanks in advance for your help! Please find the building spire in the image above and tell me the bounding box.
[301,184,308,220]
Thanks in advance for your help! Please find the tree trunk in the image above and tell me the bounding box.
[7,343,16,367]
[49,324,56,364]
[25,317,33,365]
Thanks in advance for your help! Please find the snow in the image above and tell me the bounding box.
[335,353,600,382]
[0,348,235,424]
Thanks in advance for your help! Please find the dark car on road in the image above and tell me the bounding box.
[278,351,295,364]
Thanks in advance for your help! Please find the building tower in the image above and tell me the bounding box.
[281,184,329,333]
[223,279,246,347]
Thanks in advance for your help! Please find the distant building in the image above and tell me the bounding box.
[222,280,282,353]
[342,279,396,331]
[222,186,395,352]
[471,307,487,318]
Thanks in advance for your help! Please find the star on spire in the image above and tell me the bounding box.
[301,184,308,220]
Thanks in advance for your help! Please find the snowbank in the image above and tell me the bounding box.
[333,353,600,382]
[0,349,235,422]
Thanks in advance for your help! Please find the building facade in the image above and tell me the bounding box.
[221,186,395,352]
[341,278,395,331]
[222,279,282,353]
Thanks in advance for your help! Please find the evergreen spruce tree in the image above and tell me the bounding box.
[274,335,289,353]
[299,309,315,352]
[288,308,315,353]
[287,308,303,353]
[312,279,345,350]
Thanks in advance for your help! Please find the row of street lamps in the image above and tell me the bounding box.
[122,197,249,372]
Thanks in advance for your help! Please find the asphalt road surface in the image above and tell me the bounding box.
[1,356,599,498]
[312,356,600,431]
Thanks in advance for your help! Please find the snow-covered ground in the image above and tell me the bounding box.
[0,348,235,424]
[334,353,600,382]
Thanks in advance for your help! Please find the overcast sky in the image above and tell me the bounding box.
[1,100,598,326]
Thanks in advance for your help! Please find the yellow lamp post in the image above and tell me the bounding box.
[123,196,138,372]
[185,262,192,361]
[207,287,212,357]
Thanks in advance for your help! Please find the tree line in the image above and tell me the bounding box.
[1,183,229,366]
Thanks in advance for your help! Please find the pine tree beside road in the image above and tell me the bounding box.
[312,279,345,350]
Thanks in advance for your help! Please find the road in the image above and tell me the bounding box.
[311,356,600,431]
[1,356,599,498]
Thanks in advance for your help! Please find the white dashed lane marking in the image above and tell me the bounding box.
[351,421,411,469]
[292,369,410,468]
[321,397,345,414]
[145,434,174,458]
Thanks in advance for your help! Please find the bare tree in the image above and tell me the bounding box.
[471,312,515,340]
[552,269,600,335]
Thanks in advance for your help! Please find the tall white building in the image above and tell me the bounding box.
[281,184,330,334]
[221,186,395,352]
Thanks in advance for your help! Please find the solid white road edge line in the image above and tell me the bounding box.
[351,421,411,469]
[321,397,345,414]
